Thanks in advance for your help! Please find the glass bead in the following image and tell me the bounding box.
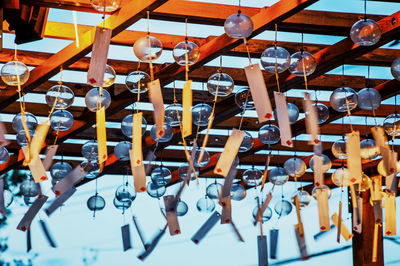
[206,182,222,199]
[178,163,199,181]
[360,139,379,160]
[82,140,98,160]
[258,124,280,145]
[192,103,213,126]
[3,189,13,208]
[274,200,292,216]
[332,138,347,159]
[391,58,400,81]
[196,197,215,213]
[20,179,40,197]
[239,131,253,152]
[252,206,273,222]
[331,167,351,187]
[309,154,332,173]
[207,72,234,97]
[0,146,9,164]
[147,182,166,198]
[313,103,329,124]
[173,41,200,65]
[177,200,188,216]
[50,110,74,131]
[329,87,358,112]
[115,184,136,203]
[125,71,150,93]
[350,19,381,46]
[150,120,173,142]
[224,13,253,38]
[260,46,290,73]
[289,51,316,76]
[291,190,311,207]
[283,157,306,178]
[16,130,34,146]
[114,141,132,161]
[121,114,147,138]
[1,61,29,86]
[357,88,381,110]
[165,104,183,127]
[80,160,100,179]
[85,88,111,112]
[87,194,106,211]
[89,0,120,12]
[242,167,263,186]
[12,112,37,133]
[269,167,289,185]
[194,149,210,168]
[133,35,163,62]
[50,161,72,181]
[312,185,332,199]
[113,197,132,210]
[234,87,255,110]
[151,166,172,186]
[383,113,400,136]
[231,183,247,201]
[45,85,74,110]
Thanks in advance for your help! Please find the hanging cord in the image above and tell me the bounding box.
[184,17,190,81]
[146,11,154,81]
[364,0,367,20]
[135,61,142,114]
[274,24,281,93]
[300,32,309,92]
[238,91,249,131]
[342,65,354,132]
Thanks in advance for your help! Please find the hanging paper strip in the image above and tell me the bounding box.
[182,80,192,138]
[0,179,5,216]
[21,111,32,149]
[137,225,167,261]
[384,193,396,236]
[121,224,132,251]
[198,114,214,165]
[230,220,245,242]
[349,184,358,209]
[220,196,232,224]
[372,200,383,225]
[144,151,156,176]
[148,79,165,139]
[39,219,57,248]
[380,146,396,177]
[303,92,320,145]
[96,107,108,165]
[164,195,180,235]
[257,235,269,266]
[45,187,76,216]
[52,166,85,196]
[244,64,273,122]
[22,146,47,183]
[0,121,10,146]
[313,155,324,187]
[27,228,32,252]
[42,145,58,171]
[269,229,279,259]
[370,176,383,201]
[221,167,237,198]
[191,211,220,244]
[131,112,143,167]
[29,120,51,161]
[337,201,342,243]
[17,195,48,231]
[331,213,353,241]
[130,154,147,192]
[254,192,273,225]
[274,91,293,147]
[294,224,308,260]
[346,131,362,184]
[316,189,330,231]
[294,195,304,237]
[353,195,363,234]
[371,126,388,149]
[184,142,198,185]
[261,152,271,191]
[87,27,112,86]
[372,223,380,263]
[214,129,244,177]
[132,216,147,249]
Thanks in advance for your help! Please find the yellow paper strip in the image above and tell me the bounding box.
[313,155,324,187]
[27,120,50,165]
[96,107,108,164]
[182,80,192,138]
[372,224,379,263]
[371,126,388,149]
[384,193,396,236]
[346,131,362,184]
[316,189,330,231]
[274,91,293,147]
[22,146,47,183]
[260,152,271,191]
[244,64,273,122]
[331,213,353,241]
[148,79,165,139]
[132,112,143,167]
[130,151,147,192]
[197,113,214,165]
[214,129,244,177]
[303,92,320,145]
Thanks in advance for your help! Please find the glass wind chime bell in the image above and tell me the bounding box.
[207,72,235,97]
[330,87,358,112]
[85,87,112,112]
[289,50,317,77]
[1,60,30,86]
[235,87,255,109]
[134,35,163,62]
[224,11,253,39]
[173,40,200,66]
[90,0,121,12]
[260,46,290,74]
[125,71,150,93]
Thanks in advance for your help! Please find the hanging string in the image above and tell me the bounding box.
[146,11,154,81]
[301,33,309,92]
[135,61,142,114]
[184,17,190,81]
[238,0,241,13]
[48,67,64,119]
[364,0,367,20]
[238,91,249,131]
[274,24,281,93]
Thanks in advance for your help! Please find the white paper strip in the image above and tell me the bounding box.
[346,131,362,184]
[371,126,388,149]
[52,166,85,196]
[372,200,383,225]
[17,195,48,231]
[148,79,165,139]
[42,145,58,171]
[164,195,180,235]
[274,91,293,147]
[353,196,363,234]
[303,92,320,145]
[191,211,220,244]
[214,129,244,177]
[316,189,330,231]
[269,229,279,259]
[45,187,76,216]
[0,122,10,146]
[244,64,273,122]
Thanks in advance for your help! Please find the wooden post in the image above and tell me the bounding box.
[352,190,384,266]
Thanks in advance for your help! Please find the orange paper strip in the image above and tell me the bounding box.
[130,156,147,193]
[132,112,143,167]
[182,80,192,138]
[28,120,51,163]
[331,213,353,241]
[313,155,324,187]
[96,107,108,164]
[22,146,47,183]
[148,79,165,139]
[214,129,244,177]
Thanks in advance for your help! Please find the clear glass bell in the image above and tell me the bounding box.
[360,174,372,191]
[332,138,347,159]
[224,13,253,39]
[147,182,166,198]
[269,167,289,185]
[194,148,210,168]
[89,64,115,88]
[274,199,292,216]
[206,182,222,199]
[16,130,34,146]
[312,185,332,199]
[239,131,253,152]
[196,197,215,213]
[234,87,255,110]
[1,61,29,86]
[46,85,74,109]
[178,163,199,181]
[50,110,74,131]
[260,46,290,73]
[360,138,379,160]
[150,119,173,142]
[391,58,400,81]
[173,41,200,65]
[121,114,147,138]
[20,178,40,197]
[312,102,329,124]
[243,167,263,186]
[89,0,120,12]
[177,200,189,216]
[289,51,316,77]
[85,88,111,112]
[114,141,132,161]
[231,183,246,201]
[115,184,136,203]
[87,194,106,211]
[283,157,306,178]
[274,102,299,125]
[252,206,272,222]
[125,71,150,93]
[207,72,234,97]
[81,140,98,160]
[80,160,100,179]
[165,104,183,127]
[12,112,37,133]
[133,35,163,62]
[291,190,311,207]
[329,87,358,112]
[258,124,280,145]
[113,197,132,210]
[192,103,213,126]
[357,88,381,110]
[0,146,9,164]
[383,113,400,136]
[309,154,332,173]
[151,166,171,186]
[50,161,72,181]
[331,167,351,187]
[350,18,381,46]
